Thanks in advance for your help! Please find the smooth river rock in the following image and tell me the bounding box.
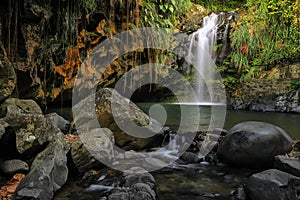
[246,169,300,200]
[217,121,292,168]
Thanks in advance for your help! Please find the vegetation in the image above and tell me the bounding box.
[141,0,191,28]
[229,0,300,79]
[192,0,245,11]
[288,79,300,89]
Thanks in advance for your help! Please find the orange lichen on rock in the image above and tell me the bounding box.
[0,173,25,200]
[64,134,80,145]
[55,47,81,86]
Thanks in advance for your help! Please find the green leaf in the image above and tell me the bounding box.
[169,6,174,13]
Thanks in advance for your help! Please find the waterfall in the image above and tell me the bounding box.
[187,13,219,103]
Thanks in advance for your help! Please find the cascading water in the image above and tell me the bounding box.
[187,13,219,103]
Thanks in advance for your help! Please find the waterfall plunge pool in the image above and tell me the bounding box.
[136,102,300,140]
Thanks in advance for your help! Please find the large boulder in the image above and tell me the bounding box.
[246,169,300,200]
[217,121,292,168]
[70,128,115,174]
[13,131,69,200]
[0,62,16,102]
[0,98,54,155]
[73,88,162,150]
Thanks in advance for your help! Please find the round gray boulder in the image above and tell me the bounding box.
[217,121,292,168]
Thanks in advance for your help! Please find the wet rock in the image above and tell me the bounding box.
[131,183,156,199]
[246,169,300,200]
[274,155,300,177]
[0,122,5,139]
[0,98,53,156]
[180,152,201,163]
[70,128,115,174]
[0,62,16,102]
[73,88,162,150]
[211,128,228,136]
[45,112,70,134]
[108,192,130,200]
[13,131,69,200]
[231,187,246,200]
[217,121,292,168]
[294,140,300,151]
[108,168,156,200]
[124,172,156,188]
[0,159,29,175]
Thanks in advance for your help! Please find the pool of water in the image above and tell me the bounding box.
[136,103,300,140]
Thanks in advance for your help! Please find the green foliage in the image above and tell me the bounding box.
[288,79,300,89]
[141,0,191,28]
[82,0,97,13]
[192,0,245,11]
[228,0,300,80]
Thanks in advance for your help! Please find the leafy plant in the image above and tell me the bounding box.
[228,0,300,80]
[192,0,245,11]
[288,79,300,89]
[141,0,191,28]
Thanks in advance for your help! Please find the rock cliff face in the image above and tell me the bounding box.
[0,0,140,108]
[229,64,300,113]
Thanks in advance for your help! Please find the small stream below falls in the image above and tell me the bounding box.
[49,104,299,200]
[153,163,255,200]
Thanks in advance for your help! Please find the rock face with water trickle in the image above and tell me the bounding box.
[73,88,162,150]
[246,169,300,200]
[217,121,292,168]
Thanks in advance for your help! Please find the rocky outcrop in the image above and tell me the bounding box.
[73,88,162,150]
[229,64,300,113]
[246,169,300,200]
[0,0,141,106]
[0,98,53,156]
[217,121,293,168]
[13,132,69,200]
